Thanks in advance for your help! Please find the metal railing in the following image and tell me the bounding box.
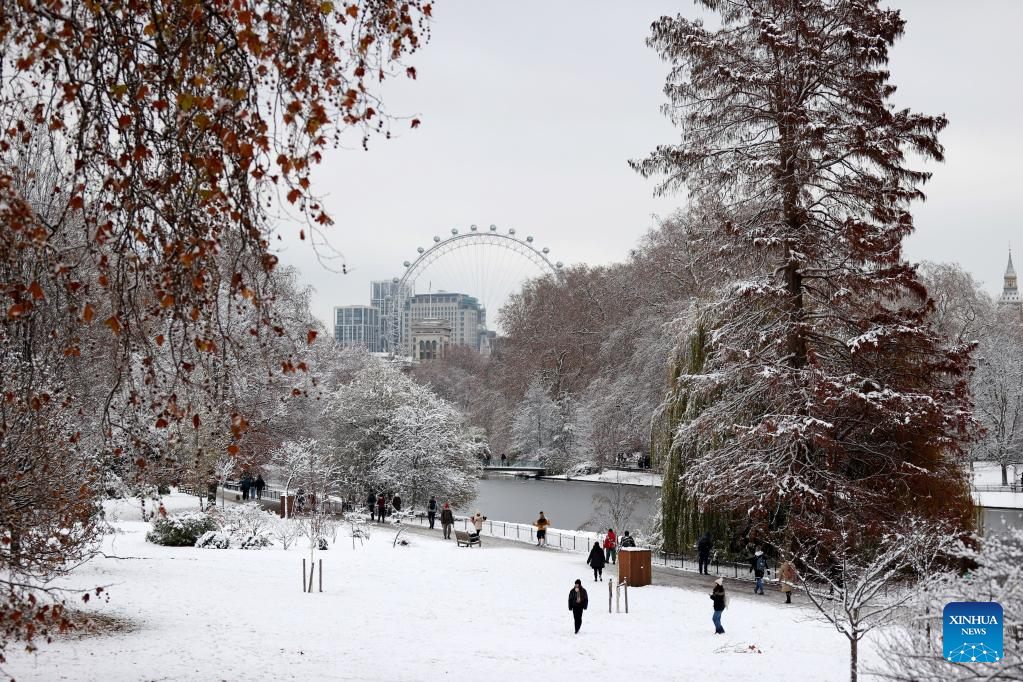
[402,512,770,582]
[973,483,1023,493]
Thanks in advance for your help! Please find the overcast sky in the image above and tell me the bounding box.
[276,0,1023,328]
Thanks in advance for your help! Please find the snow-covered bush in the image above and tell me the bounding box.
[210,503,275,541]
[239,534,273,550]
[270,517,301,550]
[145,513,217,547]
[195,531,230,549]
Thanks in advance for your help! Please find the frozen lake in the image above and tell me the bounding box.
[460,474,1022,536]
[459,474,660,533]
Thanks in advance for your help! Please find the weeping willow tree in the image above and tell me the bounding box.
[654,321,733,554]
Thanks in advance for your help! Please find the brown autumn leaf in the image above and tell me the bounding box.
[104,316,122,335]
[82,302,95,322]
[307,330,317,344]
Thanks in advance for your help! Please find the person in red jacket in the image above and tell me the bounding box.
[603,528,617,565]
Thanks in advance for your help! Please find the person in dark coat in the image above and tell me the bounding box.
[376,494,387,522]
[711,578,726,634]
[254,474,266,500]
[586,541,606,581]
[392,494,402,513]
[240,471,252,501]
[367,492,377,520]
[620,530,636,548]
[440,502,455,539]
[427,496,438,529]
[568,579,589,634]
[697,532,712,575]
[750,549,767,594]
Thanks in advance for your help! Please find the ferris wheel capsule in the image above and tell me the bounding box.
[417,247,425,254]
[451,228,459,235]
[542,247,550,254]
[556,261,563,268]
[489,225,497,231]
[392,277,400,283]
[403,261,411,267]
[433,235,441,243]
[508,228,516,235]
[526,236,534,243]
[470,224,478,231]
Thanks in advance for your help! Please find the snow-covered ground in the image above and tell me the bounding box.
[969,462,1023,509]
[546,469,663,487]
[4,494,876,682]
[971,461,1021,487]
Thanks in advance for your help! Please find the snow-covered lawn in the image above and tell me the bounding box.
[970,461,1022,487]
[5,496,874,681]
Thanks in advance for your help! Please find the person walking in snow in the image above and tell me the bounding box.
[603,529,617,565]
[568,579,589,634]
[440,502,455,539]
[710,578,726,634]
[779,560,797,604]
[534,511,551,546]
[587,541,606,581]
[367,492,377,520]
[376,493,387,522]
[697,532,713,575]
[427,496,438,529]
[750,549,767,595]
[240,471,252,501]
[392,493,402,513]
[254,474,266,501]
[620,530,636,548]
[469,511,485,538]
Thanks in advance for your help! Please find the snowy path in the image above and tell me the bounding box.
[396,522,807,610]
[4,503,875,681]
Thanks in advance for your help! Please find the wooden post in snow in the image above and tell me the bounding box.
[319,559,323,592]
[607,578,612,613]
[302,559,306,593]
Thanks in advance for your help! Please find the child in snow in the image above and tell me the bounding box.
[711,578,726,634]
[750,549,767,595]
[587,541,606,581]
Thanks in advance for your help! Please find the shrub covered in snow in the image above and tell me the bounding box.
[195,531,230,549]
[146,513,217,547]
[239,534,273,550]
[270,517,301,550]
[208,503,276,548]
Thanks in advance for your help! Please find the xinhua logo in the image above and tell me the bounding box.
[943,602,1003,663]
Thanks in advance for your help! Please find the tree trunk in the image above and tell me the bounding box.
[1001,463,1008,486]
[850,635,858,682]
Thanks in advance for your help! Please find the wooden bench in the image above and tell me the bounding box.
[455,530,481,548]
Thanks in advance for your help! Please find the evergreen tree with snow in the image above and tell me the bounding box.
[634,1,976,555]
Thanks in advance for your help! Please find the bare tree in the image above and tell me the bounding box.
[798,519,966,682]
